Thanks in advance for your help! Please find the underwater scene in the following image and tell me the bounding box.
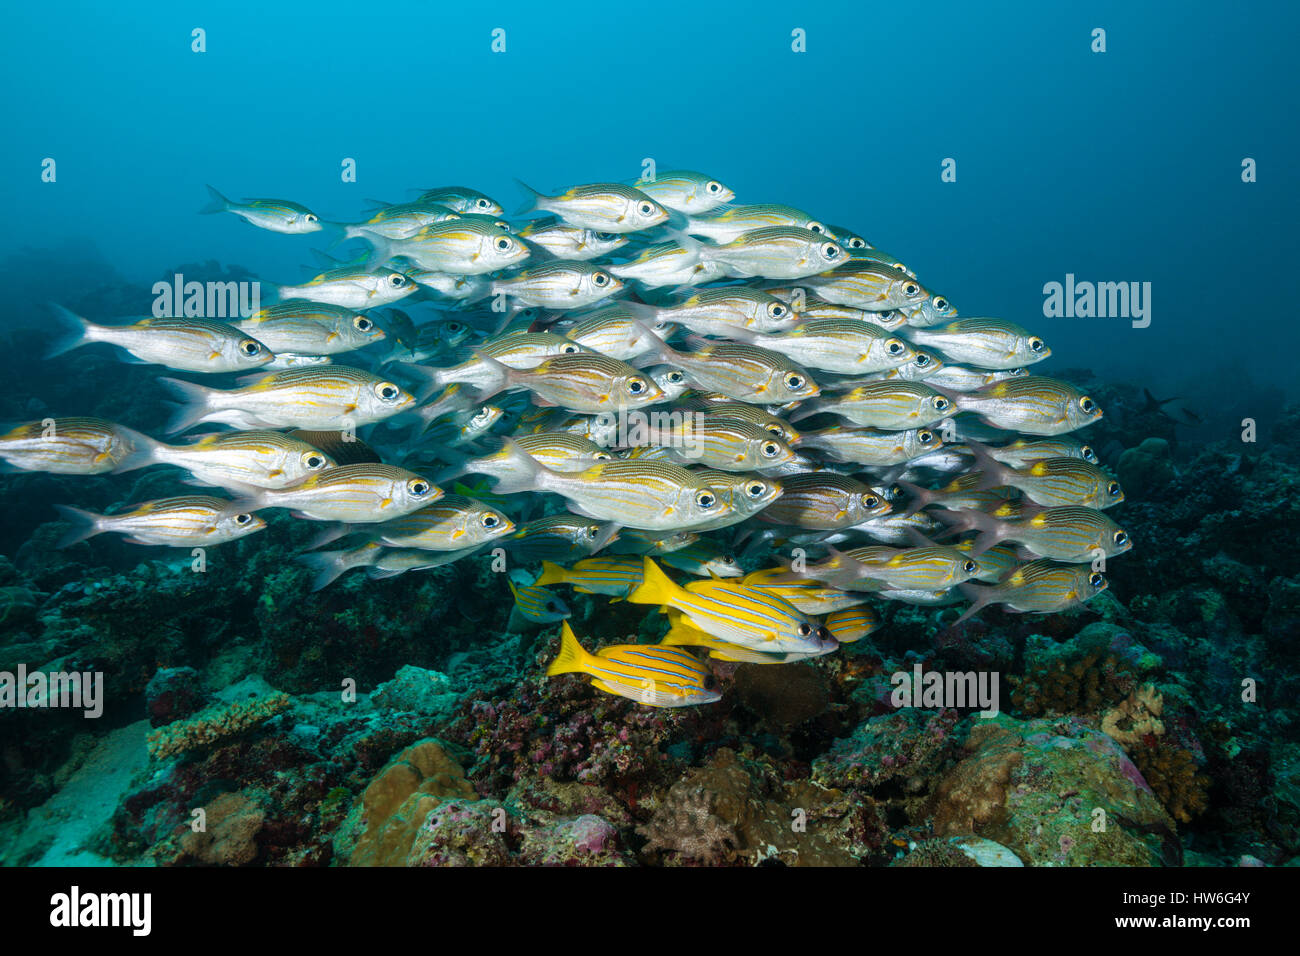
[2,0,1299,880]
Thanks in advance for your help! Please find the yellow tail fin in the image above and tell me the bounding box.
[546,621,594,676]
[628,556,681,608]
[534,560,568,587]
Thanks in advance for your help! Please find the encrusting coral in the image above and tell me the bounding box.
[145,693,290,760]
[1102,684,1166,747]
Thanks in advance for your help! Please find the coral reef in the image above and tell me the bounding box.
[146,693,291,760]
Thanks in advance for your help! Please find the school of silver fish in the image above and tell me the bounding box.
[5,170,1128,708]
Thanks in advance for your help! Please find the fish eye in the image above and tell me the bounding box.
[695,490,717,509]
[1029,337,1045,352]
[596,232,618,241]
[593,272,610,287]
[354,317,373,332]
[933,396,951,411]
[562,343,581,353]
[864,494,881,509]
[962,559,977,573]
[302,453,326,469]
[377,382,402,401]
[586,526,600,538]
[933,296,948,310]
[1089,572,1105,587]
[476,198,492,209]
[389,274,407,287]
[784,372,805,390]
[848,237,866,249]
[235,513,253,525]
[746,482,766,498]
[769,302,788,319]
[707,181,722,193]
[1081,445,1098,463]
[887,339,904,354]
[240,339,262,356]
[918,429,935,444]
[482,513,500,529]
[667,371,684,384]
[1108,481,1121,496]
[1080,396,1097,413]
[822,243,840,260]
[914,353,931,367]
[471,408,492,424]
[797,622,812,636]
[627,378,646,394]
[593,451,612,461]
[808,222,825,233]
[448,322,464,333]
[408,479,431,497]
[760,441,780,458]
[904,282,920,296]
[764,423,782,436]
[1113,530,1128,545]
[638,201,656,216]
[494,236,514,252]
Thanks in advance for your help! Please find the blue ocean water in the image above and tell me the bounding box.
[3,0,1297,401]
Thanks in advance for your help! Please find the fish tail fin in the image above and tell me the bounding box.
[953,581,992,624]
[110,426,166,474]
[546,621,596,676]
[302,522,351,551]
[534,560,568,587]
[892,479,933,517]
[357,230,397,267]
[46,304,97,358]
[296,548,367,592]
[480,438,545,495]
[53,504,104,548]
[932,508,1003,555]
[200,184,231,215]
[965,440,1015,491]
[513,179,544,217]
[627,556,681,607]
[158,377,216,434]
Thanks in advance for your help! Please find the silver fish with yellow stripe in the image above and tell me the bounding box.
[487,441,737,531]
[951,376,1103,436]
[201,185,321,233]
[0,417,145,475]
[118,429,337,490]
[907,318,1050,370]
[757,473,891,530]
[55,495,265,548]
[49,307,271,373]
[633,170,734,214]
[956,560,1108,624]
[490,260,624,309]
[232,302,384,355]
[276,266,415,310]
[518,181,668,233]
[162,366,416,432]
[238,463,440,523]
